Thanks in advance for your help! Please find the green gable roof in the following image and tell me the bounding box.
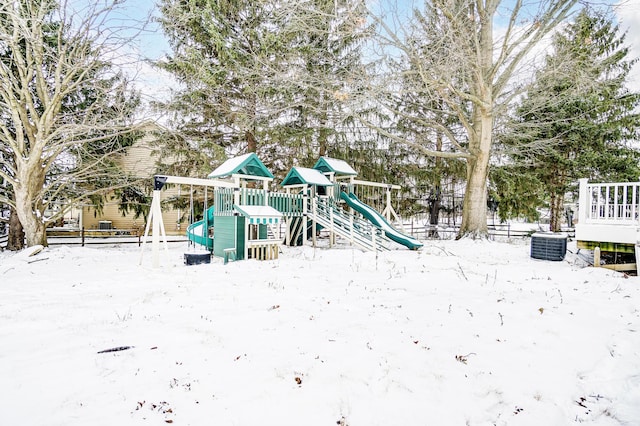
[313,157,357,176]
[207,153,274,179]
[281,167,333,187]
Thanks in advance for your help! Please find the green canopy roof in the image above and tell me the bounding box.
[281,167,333,187]
[313,157,357,177]
[207,153,274,179]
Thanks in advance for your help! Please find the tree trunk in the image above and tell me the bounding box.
[8,207,25,251]
[318,129,327,158]
[458,113,492,239]
[549,191,564,232]
[548,164,566,232]
[428,186,441,238]
[246,130,257,153]
[429,131,443,238]
[13,164,48,247]
[318,102,328,157]
[457,8,493,240]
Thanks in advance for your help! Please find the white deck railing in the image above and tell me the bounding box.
[578,178,640,225]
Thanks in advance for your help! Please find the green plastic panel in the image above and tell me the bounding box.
[213,215,245,260]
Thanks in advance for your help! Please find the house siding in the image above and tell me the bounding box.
[82,188,185,235]
[80,127,187,236]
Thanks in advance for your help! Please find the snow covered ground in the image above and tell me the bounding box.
[1,238,639,425]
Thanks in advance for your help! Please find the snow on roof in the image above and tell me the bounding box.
[281,167,333,187]
[294,167,333,186]
[207,153,274,179]
[234,205,283,218]
[208,153,253,178]
[314,157,357,176]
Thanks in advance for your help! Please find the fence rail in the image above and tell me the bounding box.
[397,222,574,241]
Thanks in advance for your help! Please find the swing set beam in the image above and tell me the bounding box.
[154,175,237,190]
[352,179,401,190]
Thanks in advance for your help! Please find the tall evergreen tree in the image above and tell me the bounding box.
[157,0,285,161]
[286,0,371,167]
[155,0,370,177]
[493,8,640,231]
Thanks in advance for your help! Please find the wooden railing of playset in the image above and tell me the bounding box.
[240,188,266,206]
[214,187,235,215]
[578,178,640,225]
[247,239,280,260]
[214,187,305,217]
[268,192,304,217]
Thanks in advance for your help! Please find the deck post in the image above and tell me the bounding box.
[578,178,589,225]
[636,178,640,275]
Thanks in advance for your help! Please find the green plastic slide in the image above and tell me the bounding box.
[186,206,215,250]
[339,192,423,250]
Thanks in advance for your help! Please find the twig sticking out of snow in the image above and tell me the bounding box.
[457,263,468,281]
[1,266,15,274]
[435,245,451,256]
[455,352,477,364]
[97,346,134,354]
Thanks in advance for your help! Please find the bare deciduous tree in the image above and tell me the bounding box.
[0,0,142,248]
[366,0,577,238]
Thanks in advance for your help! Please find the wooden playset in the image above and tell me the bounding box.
[141,154,422,267]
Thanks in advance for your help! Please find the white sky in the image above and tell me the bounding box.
[121,0,640,107]
[615,0,640,93]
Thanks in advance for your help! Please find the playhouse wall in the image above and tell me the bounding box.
[214,215,245,260]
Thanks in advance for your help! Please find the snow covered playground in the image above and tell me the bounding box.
[141,154,422,267]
